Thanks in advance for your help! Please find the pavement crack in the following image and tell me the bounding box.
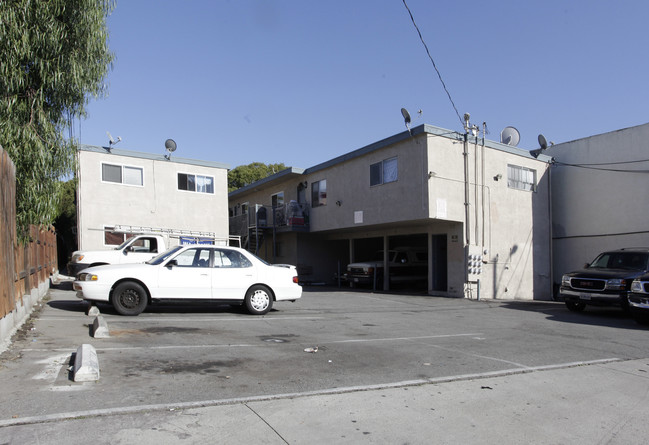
[245,403,289,444]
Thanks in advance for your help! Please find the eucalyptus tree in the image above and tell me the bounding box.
[0,0,114,241]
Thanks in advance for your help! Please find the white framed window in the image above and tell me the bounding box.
[271,191,284,208]
[178,172,214,194]
[370,157,398,186]
[507,164,536,191]
[311,179,327,207]
[101,163,143,186]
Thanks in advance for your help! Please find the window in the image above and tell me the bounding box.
[104,227,130,246]
[213,249,252,268]
[311,179,327,207]
[101,163,143,186]
[271,192,284,208]
[173,248,212,267]
[129,237,158,253]
[507,165,536,191]
[178,173,214,194]
[370,157,398,186]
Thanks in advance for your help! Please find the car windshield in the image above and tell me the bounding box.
[372,251,398,262]
[589,252,649,270]
[246,250,269,265]
[146,245,184,265]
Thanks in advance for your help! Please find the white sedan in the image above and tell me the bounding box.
[74,245,302,316]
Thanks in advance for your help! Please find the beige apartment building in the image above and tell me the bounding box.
[229,124,553,300]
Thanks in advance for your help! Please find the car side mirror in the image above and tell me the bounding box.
[166,260,178,268]
[583,263,590,268]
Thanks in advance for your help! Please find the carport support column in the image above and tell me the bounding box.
[383,236,390,291]
[348,240,355,288]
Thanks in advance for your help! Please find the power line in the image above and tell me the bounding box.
[553,160,649,173]
[401,0,463,127]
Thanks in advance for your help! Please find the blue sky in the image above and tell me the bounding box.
[80,0,649,169]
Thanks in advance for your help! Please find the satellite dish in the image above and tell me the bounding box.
[165,139,177,153]
[538,134,548,150]
[164,139,177,160]
[500,126,520,147]
[401,108,411,126]
[107,131,121,148]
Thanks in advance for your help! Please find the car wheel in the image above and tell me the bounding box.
[112,281,148,316]
[245,285,273,315]
[565,301,586,312]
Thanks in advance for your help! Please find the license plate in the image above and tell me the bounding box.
[579,293,592,300]
[353,278,360,282]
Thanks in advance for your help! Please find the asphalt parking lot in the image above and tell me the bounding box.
[1,280,649,443]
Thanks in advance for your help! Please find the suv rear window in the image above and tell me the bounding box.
[590,252,648,270]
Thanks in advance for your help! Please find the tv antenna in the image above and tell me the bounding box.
[164,139,177,160]
[107,131,122,148]
[500,126,520,147]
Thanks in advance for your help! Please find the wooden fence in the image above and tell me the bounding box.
[0,145,57,320]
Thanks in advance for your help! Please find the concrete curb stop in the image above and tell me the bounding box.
[92,316,110,338]
[87,305,100,317]
[73,344,100,382]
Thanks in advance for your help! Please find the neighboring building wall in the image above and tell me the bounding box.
[77,145,229,250]
[230,124,552,301]
[545,123,649,285]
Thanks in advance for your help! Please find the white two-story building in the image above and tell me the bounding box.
[76,144,229,250]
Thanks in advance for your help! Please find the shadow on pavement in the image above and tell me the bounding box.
[47,299,277,317]
[500,300,648,331]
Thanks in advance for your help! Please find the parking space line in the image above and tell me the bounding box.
[428,344,531,369]
[331,333,483,344]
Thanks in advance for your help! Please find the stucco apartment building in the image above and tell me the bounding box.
[545,122,649,285]
[229,124,553,300]
[76,144,229,250]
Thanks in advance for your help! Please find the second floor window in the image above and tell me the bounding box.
[370,157,398,186]
[102,163,143,186]
[311,179,327,207]
[178,173,214,194]
[271,192,284,208]
[507,164,536,191]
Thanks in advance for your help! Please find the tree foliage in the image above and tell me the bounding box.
[0,0,114,241]
[228,162,288,192]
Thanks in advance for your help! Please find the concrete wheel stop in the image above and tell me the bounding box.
[73,344,100,382]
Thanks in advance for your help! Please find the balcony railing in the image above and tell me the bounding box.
[229,201,310,234]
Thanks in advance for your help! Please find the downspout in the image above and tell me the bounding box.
[474,132,479,244]
[481,122,486,251]
[463,128,470,246]
[549,161,554,299]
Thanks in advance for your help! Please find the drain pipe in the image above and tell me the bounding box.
[463,114,471,246]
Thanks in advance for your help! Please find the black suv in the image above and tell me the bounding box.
[559,248,649,312]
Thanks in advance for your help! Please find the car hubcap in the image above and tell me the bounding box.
[250,290,269,311]
[120,290,139,309]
